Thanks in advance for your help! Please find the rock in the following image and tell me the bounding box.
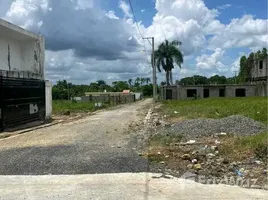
[254,160,262,165]
[215,140,221,145]
[230,162,238,167]
[216,158,224,163]
[186,140,196,144]
[263,170,268,174]
[220,132,227,136]
[174,111,178,114]
[187,164,193,169]
[211,146,218,151]
[215,151,219,155]
[157,152,161,155]
[182,154,191,160]
[192,159,198,164]
[159,161,165,164]
[165,155,170,158]
[206,153,216,159]
[194,164,202,170]
[223,158,229,164]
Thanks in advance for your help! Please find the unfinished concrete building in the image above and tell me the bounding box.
[0,19,51,130]
[161,56,268,100]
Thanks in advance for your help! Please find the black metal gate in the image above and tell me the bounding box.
[0,77,45,130]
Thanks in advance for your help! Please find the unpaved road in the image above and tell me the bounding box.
[0,99,267,200]
[0,99,152,175]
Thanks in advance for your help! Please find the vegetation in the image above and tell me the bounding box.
[220,132,267,161]
[238,47,267,83]
[177,75,233,85]
[154,40,184,85]
[53,100,95,114]
[161,97,267,124]
[52,77,154,100]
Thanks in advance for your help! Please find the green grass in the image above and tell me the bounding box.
[162,97,268,124]
[53,100,96,114]
[219,132,268,161]
[149,134,183,146]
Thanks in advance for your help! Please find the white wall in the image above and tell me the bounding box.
[45,80,52,119]
[0,34,44,79]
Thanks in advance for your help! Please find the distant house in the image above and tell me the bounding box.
[251,56,268,82]
[160,56,268,100]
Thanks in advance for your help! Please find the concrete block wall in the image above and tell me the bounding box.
[225,85,256,97]
[0,19,44,80]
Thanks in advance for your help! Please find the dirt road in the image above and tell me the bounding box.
[0,99,267,199]
[0,99,152,175]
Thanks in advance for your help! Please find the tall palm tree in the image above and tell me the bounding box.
[140,77,146,86]
[128,79,133,87]
[153,40,184,85]
[145,77,151,85]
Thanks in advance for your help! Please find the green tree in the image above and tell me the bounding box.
[128,79,133,87]
[238,56,248,83]
[134,77,140,87]
[112,81,129,92]
[145,78,151,85]
[208,75,227,84]
[154,40,184,85]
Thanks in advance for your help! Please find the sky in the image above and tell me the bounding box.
[0,0,267,84]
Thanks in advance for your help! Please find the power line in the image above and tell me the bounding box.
[128,0,152,46]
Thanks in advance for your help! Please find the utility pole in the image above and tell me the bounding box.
[234,71,237,84]
[143,37,157,102]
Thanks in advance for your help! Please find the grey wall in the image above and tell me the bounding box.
[160,84,265,101]
[225,85,256,97]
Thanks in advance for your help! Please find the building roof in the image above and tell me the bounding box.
[0,18,41,40]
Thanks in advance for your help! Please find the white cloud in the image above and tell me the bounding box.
[105,10,119,19]
[119,0,132,18]
[141,9,145,13]
[217,4,231,10]
[196,48,226,71]
[208,15,268,50]
[1,0,267,83]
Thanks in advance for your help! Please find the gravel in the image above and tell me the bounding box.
[161,115,266,139]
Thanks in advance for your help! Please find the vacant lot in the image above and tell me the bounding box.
[146,97,268,188]
[53,100,96,114]
[161,97,267,123]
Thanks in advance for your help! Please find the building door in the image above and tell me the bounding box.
[203,89,210,98]
[235,88,246,97]
[166,89,173,100]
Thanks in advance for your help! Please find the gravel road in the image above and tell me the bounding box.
[0,99,153,175]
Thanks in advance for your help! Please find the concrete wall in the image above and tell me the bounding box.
[45,81,52,119]
[251,57,268,79]
[161,84,263,100]
[0,19,44,80]
[225,85,256,97]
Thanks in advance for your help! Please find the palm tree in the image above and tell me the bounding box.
[128,79,133,87]
[153,40,184,85]
[140,77,146,86]
[135,77,140,87]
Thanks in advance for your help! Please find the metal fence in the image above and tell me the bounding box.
[0,77,45,130]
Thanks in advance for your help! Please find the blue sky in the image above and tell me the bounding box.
[0,0,267,84]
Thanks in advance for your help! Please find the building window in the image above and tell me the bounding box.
[166,89,173,100]
[187,89,197,98]
[259,61,263,70]
[203,89,209,98]
[219,89,225,97]
[235,88,246,97]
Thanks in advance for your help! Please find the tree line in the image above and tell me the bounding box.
[52,77,153,100]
